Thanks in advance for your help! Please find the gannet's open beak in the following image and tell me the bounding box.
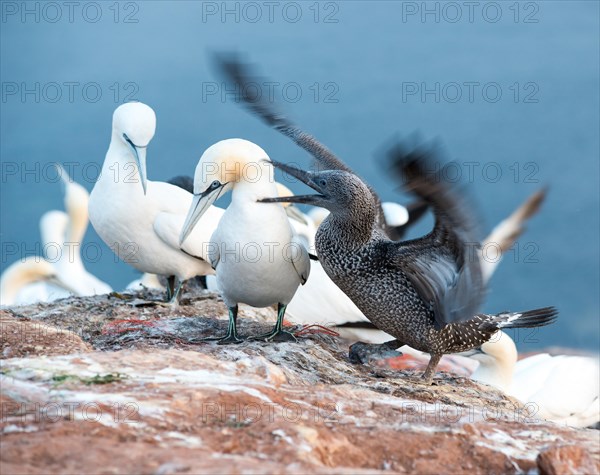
[124,134,148,195]
[179,183,225,245]
[259,161,326,205]
[285,204,309,225]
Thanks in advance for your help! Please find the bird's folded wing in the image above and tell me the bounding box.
[207,236,220,271]
[153,212,214,262]
[289,235,311,285]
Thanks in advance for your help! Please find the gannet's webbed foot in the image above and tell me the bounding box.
[420,354,442,384]
[348,340,404,364]
[200,305,244,345]
[250,303,297,343]
[215,334,244,345]
[251,329,297,343]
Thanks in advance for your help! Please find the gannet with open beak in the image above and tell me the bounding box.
[88,102,223,304]
[260,145,557,383]
[465,331,599,428]
[180,138,310,343]
[285,188,547,343]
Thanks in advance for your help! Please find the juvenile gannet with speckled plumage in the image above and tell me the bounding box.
[89,102,223,304]
[286,188,547,343]
[261,146,557,383]
[465,331,599,427]
[180,138,310,343]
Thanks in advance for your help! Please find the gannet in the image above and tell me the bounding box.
[180,138,310,343]
[88,102,223,304]
[466,331,599,428]
[285,188,547,343]
[261,146,557,383]
[1,210,72,306]
[0,256,72,306]
[52,165,113,296]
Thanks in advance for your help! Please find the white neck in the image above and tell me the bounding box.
[101,132,141,184]
[471,354,515,392]
[65,199,88,244]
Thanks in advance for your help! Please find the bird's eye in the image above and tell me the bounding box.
[319,179,327,187]
[211,180,220,189]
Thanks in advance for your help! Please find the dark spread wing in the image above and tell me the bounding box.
[213,54,388,230]
[386,200,429,241]
[214,54,354,174]
[382,139,485,329]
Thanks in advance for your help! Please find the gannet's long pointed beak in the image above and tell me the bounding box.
[134,146,148,195]
[260,161,326,205]
[124,133,148,195]
[179,184,224,245]
[285,204,309,225]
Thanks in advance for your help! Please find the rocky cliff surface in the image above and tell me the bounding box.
[1,289,598,474]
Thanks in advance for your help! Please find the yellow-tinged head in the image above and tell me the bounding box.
[180,139,273,245]
[0,257,59,305]
[192,138,272,191]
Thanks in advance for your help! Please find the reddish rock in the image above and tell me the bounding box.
[1,293,598,474]
[537,445,600,475]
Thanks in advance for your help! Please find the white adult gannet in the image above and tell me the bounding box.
[0,256,72,306]
[53,165,112,296]
[180,138,310,343]
[88,102,223,304]
[467,331,600,428]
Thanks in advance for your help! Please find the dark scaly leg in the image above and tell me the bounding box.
[348,339,404,364]
[167,278,184,306]
[132,275,180,307]
[166,276,176,302]
[421,354,442,384]
[201,305,244,345]
[250,303,297,342]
